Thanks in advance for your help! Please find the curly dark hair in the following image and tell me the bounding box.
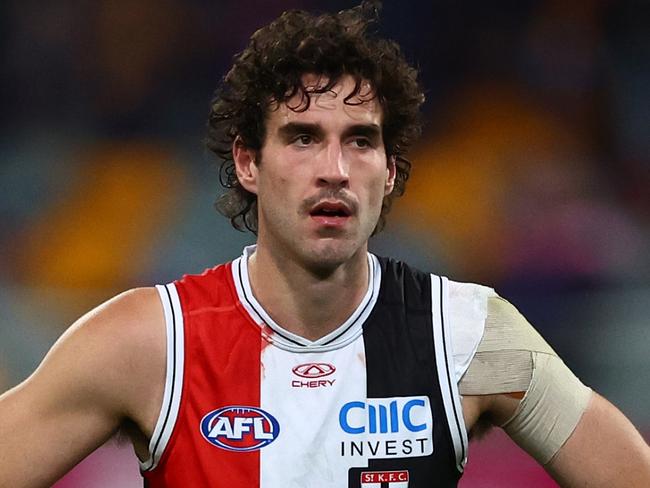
[207,0,424,234]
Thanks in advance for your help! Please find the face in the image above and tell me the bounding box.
[235,74,395,271]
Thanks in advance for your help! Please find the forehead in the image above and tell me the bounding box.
[267,74,383,129]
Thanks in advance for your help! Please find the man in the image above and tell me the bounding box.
[1,2,649,487]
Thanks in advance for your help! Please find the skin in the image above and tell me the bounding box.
[234,75,395,340]
[1,75,649,487]
[0,288,165,486]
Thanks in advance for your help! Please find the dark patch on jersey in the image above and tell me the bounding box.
[353,257,461,487]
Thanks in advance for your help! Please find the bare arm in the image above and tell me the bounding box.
[546,392,650,487]
[479,383,650,487]
[0,288,165,488]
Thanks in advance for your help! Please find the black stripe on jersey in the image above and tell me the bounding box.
[143,284,177,471]
[438,275,467,465]
[356,257,461,487]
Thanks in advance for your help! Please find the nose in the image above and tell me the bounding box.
[316,142,349,188]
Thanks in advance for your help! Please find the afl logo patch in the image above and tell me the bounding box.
[292,362,336,378]
[200,406,280,452]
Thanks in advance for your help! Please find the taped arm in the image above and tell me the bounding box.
[546,392,650,487]
[460,297,650,486]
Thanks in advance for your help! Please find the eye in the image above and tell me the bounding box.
[293,134,314,147]
[351,137,371,149]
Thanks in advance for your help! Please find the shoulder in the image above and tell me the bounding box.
[446,279,497,339]
[39,287,166,420]
[68,287,164,359]
[80,287,166,398]
[445,279,497,382]
[0,288,167,485]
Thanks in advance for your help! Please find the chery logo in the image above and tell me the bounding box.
[292,363,336,378]
[292,363,336,388]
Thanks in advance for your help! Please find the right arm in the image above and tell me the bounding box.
[0,288,166,488]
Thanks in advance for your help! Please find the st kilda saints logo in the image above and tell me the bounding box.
[347,468,410,487]
[360,470,409,487]
[200,406,280,452]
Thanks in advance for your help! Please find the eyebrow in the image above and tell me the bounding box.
[341,123,382,142]
[277,122,382,142]
[277,122,325,141]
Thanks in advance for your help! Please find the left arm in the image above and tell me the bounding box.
[484,390,650,487]
[544,392,650,487]
[461,295,650,486]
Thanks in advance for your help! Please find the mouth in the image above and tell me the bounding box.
[309,201,353,227]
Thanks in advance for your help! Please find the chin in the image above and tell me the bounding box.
[303,238,364,269]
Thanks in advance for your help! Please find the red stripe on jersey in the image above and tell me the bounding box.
[143,262,264,487]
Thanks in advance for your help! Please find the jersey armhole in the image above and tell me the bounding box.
[139,283,185,472]
[431,275,469,473]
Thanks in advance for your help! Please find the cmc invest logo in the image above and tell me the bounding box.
[291,363,336,388]
[200,406,280,452]
[338,396,434,458]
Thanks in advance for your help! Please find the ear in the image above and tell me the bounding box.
[233,136,259,194]
[384,155,397,196]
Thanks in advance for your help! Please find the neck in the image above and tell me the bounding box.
[246,244,370,341]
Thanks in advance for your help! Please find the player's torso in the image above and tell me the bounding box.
[141,250,466,487]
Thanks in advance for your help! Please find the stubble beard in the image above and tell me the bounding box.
[258,207,371,279]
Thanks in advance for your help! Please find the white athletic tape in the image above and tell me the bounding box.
[459,296,592,463]
[501,352,592,464]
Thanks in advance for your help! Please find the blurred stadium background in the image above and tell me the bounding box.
[0,0,648,486]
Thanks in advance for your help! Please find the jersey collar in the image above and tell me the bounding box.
[231,245,381,352]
